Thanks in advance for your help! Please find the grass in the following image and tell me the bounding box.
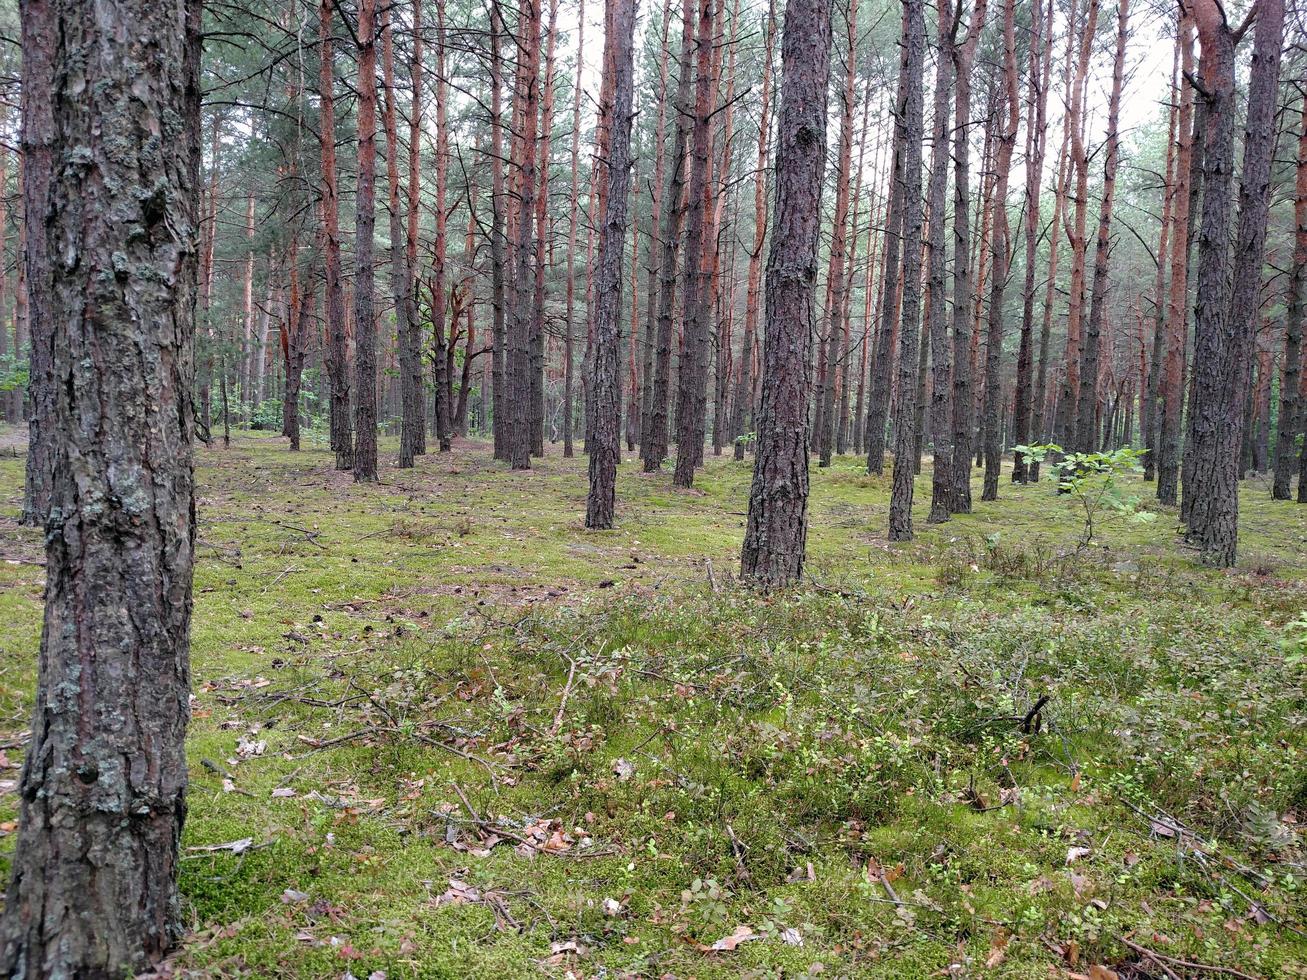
[0,428,1303,978]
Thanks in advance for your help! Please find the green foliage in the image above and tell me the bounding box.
[1014,444,1157,549]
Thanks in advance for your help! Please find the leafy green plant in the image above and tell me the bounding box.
[1013,444,1156,550]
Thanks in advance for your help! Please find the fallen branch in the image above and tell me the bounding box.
[1119,937,1258,980]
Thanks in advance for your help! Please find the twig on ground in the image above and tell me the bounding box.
[1119,937,1257,980]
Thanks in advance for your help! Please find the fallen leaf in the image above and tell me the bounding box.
[1066,846,1092,865]
[708,925,760,951]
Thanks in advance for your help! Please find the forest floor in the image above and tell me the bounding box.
[0,429,1303,978]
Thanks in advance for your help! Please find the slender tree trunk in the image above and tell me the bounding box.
[640,0,674,454]
[730,3,775,461]
[352,0,379,482]
[925,3,954,522]
[508,0,541,469]
[0,2,200,973]
[561,0,586,457]
[979,0,1018,502]
[866,7,911,476]
[490,7,509,459]
[531,0,558,456]
[587,0,637,527]
[1157,12,1195,505]
[817,0,858,468]
[383,4,421,467]
[319,0,353,470]
[1074,0,1129,454]
[1187,0,1282,565]
[1012,0,1052,482]
[1272,96,1307,499]
[740,0,831,588]
[672,0,717,488]
[887,0,926,538]
[945,0,988,510]
[1144,45,1179,482]
[1054,0,1099,451]
[18,0,55,527]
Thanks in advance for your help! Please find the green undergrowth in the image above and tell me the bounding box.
[0,430,1302,978]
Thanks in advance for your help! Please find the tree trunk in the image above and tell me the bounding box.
[945,0,987,510]
[531,0,558,457]
[1074,0,1129,454]
[490,8,509,460]
[353,0,380,482]
[1157,11,1195,506]
[1186,0,1282,566]
[887,0,926,539]
[586,0,637,527]
[979,0,1017,503]
[817,0,858,468]
[319,0,353,470]
[924,24,953,521]
[1012,0,1052,482]
[1144,44,1179,482]
[643,0,696,472]
[18,0,55,527]
[383,4,421,467]
[731,5,774,461]
[672,0,716,488]
[641,0,674,454]
[740,0,831,588]
[508,0,541,469]
[1272,95,1307,499]
[0,1,200,973]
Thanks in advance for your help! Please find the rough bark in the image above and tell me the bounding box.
[0,2,200,974]
[490,7,509,460]
[740,0,831,588]
[1144,46,1179,482]
[1187,0,1282,565]
[887,0,926,539]
[586,0,637,528]
[508,0,541,470]
[641,0,674,453]
[319,0,353,471]
[672,0,716,488]
[353,0,380,482]
[531,0,558,457]
[922,30,952,523]
[18,0,55,526]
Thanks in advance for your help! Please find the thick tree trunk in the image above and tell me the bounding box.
[740,0,831,588]
[672,0,716,488]
[353,0,380,482]
[586,0,637,528]
[1186,0,1282,566]
[0,2,200,974]
[1272,96,1307,499]
[887,0,926,539]
[641,0,674,453]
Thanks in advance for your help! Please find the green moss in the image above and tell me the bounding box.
[0,435,1301,976]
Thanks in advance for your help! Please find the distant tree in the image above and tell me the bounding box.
[1273,95,1307,501]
